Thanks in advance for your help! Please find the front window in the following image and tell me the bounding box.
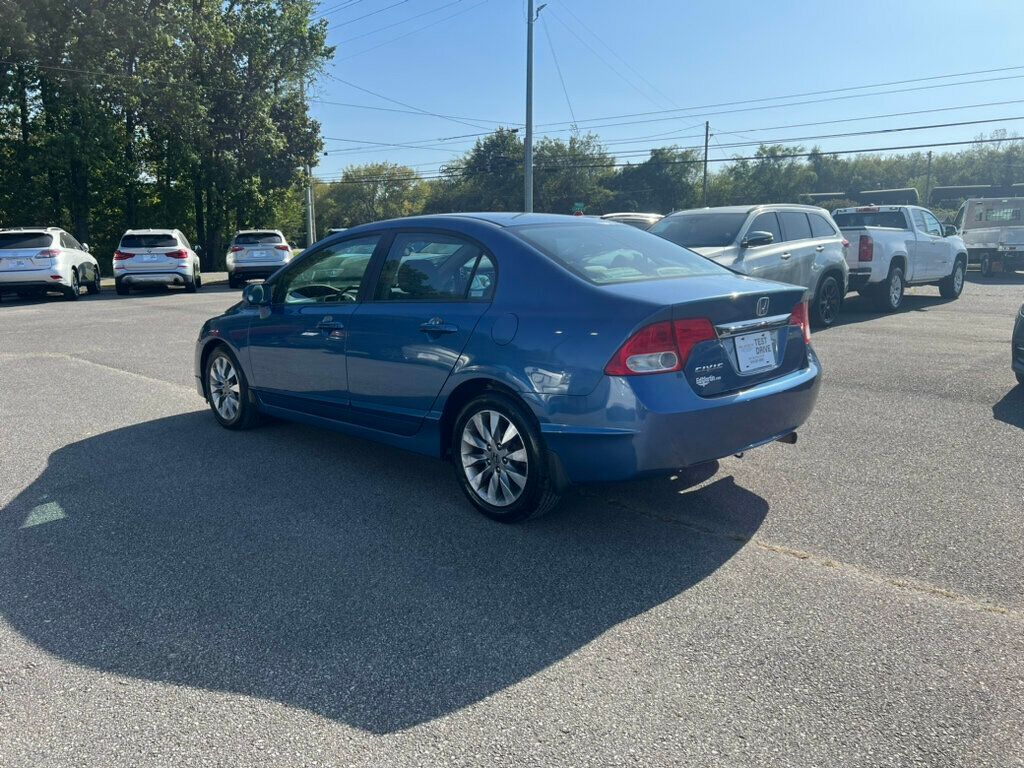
[648,213,748,248]
[0,232,52,249]
[514,221,730,285]
[120,233,178,248]
[276,236,380,304]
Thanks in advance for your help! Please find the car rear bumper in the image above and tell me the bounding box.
[538,350,822,483]
[847,267,872,291]
[0,269,69,291]
[117,269,190,286]
[229,264,285,279]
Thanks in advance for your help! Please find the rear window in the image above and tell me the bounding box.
[982,207,1022,223]
[513,222,729,285]
[833,211,908,229]
[0,232,53,249]
[809,213,837,238]
[648,213,747,248]
[120,233,179,248]
[235,232,284,245]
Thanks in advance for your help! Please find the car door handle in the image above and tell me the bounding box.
[780,252,792,260]
[815,245,825,252]
[419,319,459,335]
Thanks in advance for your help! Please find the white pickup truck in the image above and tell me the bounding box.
[832,205,968,311]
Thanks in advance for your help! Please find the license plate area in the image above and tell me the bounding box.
[734,330,777,373]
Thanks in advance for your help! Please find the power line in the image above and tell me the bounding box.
[540,16,576,125]
[326,0,411,29]
[336,0,492,61]
[554,0,677,110]
[313,135,1024,184]
[333,0,464,39]
[312,1,366,21]
[534,64,1024,129]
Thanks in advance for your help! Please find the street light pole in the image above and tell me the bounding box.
[301,78,315,246]
[703,121,710,207]
[524,1,545,213]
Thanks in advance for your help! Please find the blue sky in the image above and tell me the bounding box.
[309,0,1024,182]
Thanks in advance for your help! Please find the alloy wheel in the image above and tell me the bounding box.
[460,409,529,507]
[889,270,903,308]
[209,355,241,422]
[954,264,964,294]
[818,277,840,325]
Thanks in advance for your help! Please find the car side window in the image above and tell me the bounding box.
[178,232,191,250]
[953,204,965,230]
[921,211,943,237]
[275,235,381,305]
[911,209,929,233]
[779,211,813,242]
[748,213,782,245]
[809,214,836,238]
[374,232,494,302]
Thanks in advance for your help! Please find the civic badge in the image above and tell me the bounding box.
[756,296,770,317]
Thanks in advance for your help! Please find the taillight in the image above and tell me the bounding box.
[166,249,189,259]
[113,250,134,260]
[275,244,290,251]
[789,301,811,345]
[230,246,244,252]
[35,248,61,259]
[858,235,874,262]
[605,318,716,376]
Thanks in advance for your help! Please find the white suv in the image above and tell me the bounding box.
[114,229,202,295]
[0,227,101,301]
[226,230,293,288]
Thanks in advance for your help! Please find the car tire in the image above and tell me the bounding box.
[185,267,199,293]
[115,279,130,296]
[981,253,993,277]
[1017,372,1024,387]
[452,391,561,523]
[228,275,241,289]
[86,267,101,295]
[811,273,842,327]
[939,258,966,300]
[63,269,80,301]
[204,346,261,430]
[873,263,904,312]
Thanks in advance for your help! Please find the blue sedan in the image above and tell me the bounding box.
[195,213,821,522]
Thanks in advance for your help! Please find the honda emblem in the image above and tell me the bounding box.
[756,296,770,317]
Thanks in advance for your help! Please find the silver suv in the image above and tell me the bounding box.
[114,229,202,295]
[650,204,850,327]
[226,230,293,288]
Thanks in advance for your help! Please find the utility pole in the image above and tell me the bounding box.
[924,150,933,206]
[703,121,710,207]
[524,1,546,212]
[301,79,315,246]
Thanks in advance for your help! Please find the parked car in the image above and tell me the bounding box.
[114,229,202,295]
[1013,303,1024,386]
[649,205,849,327]
[0,227,100,301]
[600,212,664,230]
[226,230,293,288]
[832,205,967,311]
[952,197,1024,276]
[195,213,821,522]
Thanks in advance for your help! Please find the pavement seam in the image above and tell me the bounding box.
[579,489,1020,622]
[0,352,193,392]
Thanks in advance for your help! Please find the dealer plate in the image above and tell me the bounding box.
[734,330,776,372]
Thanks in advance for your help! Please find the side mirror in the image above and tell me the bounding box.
[242,283,271,306]
[741,231,774,248]
[195,244,203,253]
[943,224,958,237]
[81,242,90,253]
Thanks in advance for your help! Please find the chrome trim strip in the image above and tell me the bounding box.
[715,313,791,338]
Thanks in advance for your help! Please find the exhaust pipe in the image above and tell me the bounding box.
[776,432,798,445]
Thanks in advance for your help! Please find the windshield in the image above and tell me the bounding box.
[648,213,747,248]
[0,232,52,249]
[121,233,178,248]
[235,232,284,245]
[833,211,908,229]
[513,221,729,285]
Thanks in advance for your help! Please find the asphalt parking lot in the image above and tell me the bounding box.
[1,274,1022,767]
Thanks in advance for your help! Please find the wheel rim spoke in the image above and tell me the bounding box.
[460,408,528,507]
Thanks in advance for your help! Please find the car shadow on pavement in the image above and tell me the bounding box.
[814,290,952,332]
[0,412,767,734]
[992,385,1024,429]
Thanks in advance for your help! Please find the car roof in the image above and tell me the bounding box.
[122,228,178,235]
[666,204,828,217]
[601,212,662,219]
[235,229,284,235]
[342,212,605,231]
[0,226,63,232]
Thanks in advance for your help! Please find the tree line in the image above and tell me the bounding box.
[316,128,1024,232]
[0,0,330,270]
